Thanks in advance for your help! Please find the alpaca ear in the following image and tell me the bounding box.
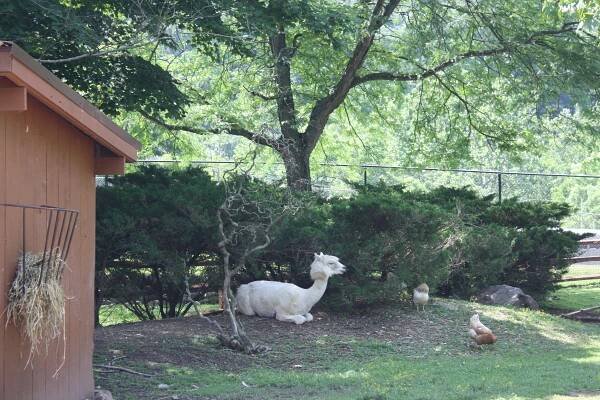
[314,252,319,258]
[320,252,324,256]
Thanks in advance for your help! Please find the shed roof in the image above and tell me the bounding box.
[0,41,140,161]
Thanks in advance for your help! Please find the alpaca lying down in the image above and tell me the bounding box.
[236,253,346,324]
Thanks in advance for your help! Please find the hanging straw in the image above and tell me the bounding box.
[5,251,67,367]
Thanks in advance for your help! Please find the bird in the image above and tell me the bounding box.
[412,283,429,311]
[468,313,497,346]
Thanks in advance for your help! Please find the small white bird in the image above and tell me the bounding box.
[413,283,429,311]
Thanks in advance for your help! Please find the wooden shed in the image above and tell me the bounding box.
[0,42,139,400]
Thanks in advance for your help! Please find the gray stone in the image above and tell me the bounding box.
[477,285,539,309]
[94,389,114,400]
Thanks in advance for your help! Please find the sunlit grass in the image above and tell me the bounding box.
[98,303,220,326]
[564,264,600,278]
[540,264,600,313]
[543,280,600,312]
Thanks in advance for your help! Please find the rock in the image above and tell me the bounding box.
[94,389,114,400]
[477,285,539,309]
[158,383,170,389]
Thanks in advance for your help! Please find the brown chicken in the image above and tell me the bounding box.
[468,313,497,345]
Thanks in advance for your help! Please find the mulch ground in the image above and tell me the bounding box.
[94,303,466,372]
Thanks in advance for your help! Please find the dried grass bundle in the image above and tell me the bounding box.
[5,251,66,367]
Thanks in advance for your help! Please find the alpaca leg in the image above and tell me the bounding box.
[292,315,307,324]
[303,313,313,322]
[276,313,307,325]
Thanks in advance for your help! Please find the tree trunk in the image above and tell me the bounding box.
[280,141,313,191]
[217,270,264,353]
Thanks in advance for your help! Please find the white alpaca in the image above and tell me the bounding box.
[236,253,346,324]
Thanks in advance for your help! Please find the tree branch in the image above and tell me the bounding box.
[353,47,509,86]
[304,0,401,152]
[352,23,579,87]
[93,364,153,377]
[37,37,156,63]
[244,86,278,101]
[431,73,502,141]
[139,110,279,149]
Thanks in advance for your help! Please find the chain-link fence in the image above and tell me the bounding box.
[97,160,600,230]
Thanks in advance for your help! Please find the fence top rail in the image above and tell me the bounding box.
[136,159,600,179]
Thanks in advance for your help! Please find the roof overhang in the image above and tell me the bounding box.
[0,41,140,162]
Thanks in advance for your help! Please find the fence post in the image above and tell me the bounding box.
[497,173,502,203]
[363,168,367,187]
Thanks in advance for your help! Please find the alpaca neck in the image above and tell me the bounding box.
[305,278,328,308]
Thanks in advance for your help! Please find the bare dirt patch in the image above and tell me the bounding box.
[94,302,470,372]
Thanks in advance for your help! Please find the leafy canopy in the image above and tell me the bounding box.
[3,0,600,168]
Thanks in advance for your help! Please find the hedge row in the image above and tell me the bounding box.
[96,166,583,321]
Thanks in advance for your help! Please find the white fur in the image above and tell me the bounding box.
[236,253,345,324]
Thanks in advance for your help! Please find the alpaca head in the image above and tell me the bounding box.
[310,252,346,281]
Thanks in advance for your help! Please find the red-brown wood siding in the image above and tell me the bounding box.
[0,95,95,400]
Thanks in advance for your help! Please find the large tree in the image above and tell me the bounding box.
[124,0,600,190]
[4,1,600,190]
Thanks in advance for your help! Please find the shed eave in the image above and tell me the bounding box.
[0,42,140,162]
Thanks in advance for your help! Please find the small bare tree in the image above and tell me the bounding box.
[187,154,302,353]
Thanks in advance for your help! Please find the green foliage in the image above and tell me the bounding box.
[441,223,515,299]
[502,226,582,294]
[4,1,600,191]
[322,186,452,309]
[483,199,573,229]
[1,0,192,117]
[96,165,224,322]
[96,166,583,319]
[274,185,582,307]
[427,188,584,297]
[478,199,583,294]
[161,0,600,184]
[246,183,581,308]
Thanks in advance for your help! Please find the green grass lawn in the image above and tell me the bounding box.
[98,303,220,326]
[543,279,600,312]
[541,264,600,313]
[94,299,600,400]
